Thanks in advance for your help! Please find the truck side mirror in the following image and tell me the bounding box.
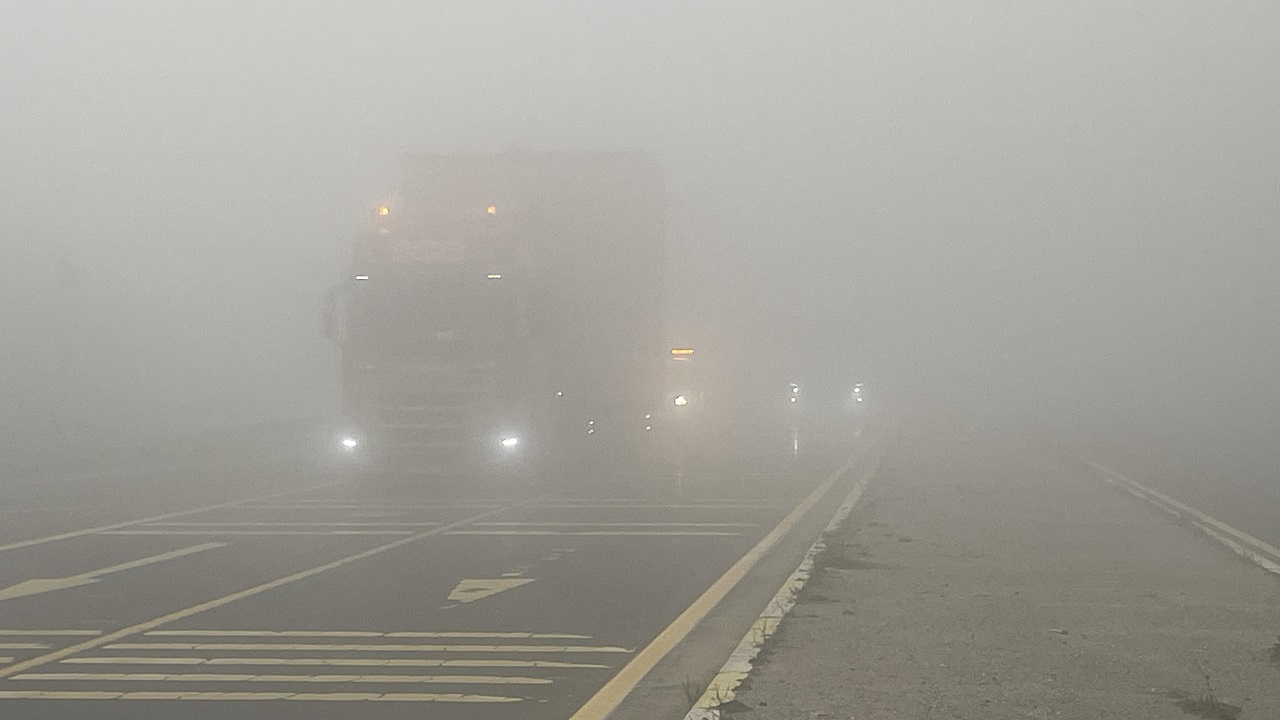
[322,284,348,343]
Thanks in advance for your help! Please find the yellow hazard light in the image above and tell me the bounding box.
[486,204,497,215]
[377,206,390,216]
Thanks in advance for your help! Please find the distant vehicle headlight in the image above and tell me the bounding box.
[339,436,360,451]
[500,436,520,449]
[673,395,689,407]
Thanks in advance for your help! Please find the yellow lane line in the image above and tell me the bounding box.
[61,657,610,669]
[569,456,857,720]
[0,690,521,702]
[101,530,415,536]
[144,630,590,639]
[13,672,552,685]
[688,457,881,717]
[103,642,630,654]
[0,499,535,681]
[0,483,344,554]
[0,631,102,637]
[443,531,743,537]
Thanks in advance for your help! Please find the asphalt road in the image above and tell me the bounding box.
[0,419,875,719]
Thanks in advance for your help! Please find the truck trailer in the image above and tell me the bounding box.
[324,152,667,481]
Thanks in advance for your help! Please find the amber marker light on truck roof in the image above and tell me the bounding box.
[486,204,497,215]
[377,205,390,216]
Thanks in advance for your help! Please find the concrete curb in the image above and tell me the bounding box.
[681,455,882,720]
[1089,461,1280,577]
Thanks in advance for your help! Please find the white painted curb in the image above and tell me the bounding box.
[681,456,882,720]
[1089,461,1280,577]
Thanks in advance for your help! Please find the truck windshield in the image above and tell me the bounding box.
[346,278,523,359]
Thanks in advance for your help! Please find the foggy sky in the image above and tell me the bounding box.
[3,2,1279,456]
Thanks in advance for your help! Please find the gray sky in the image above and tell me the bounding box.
[2,1,1278,450]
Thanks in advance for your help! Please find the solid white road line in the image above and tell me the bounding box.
[0,690,522,702]
[12,672,552,684]
[0,499,536,681]
[0,483,344,554]
[685,457,881,719]
[142,630,591,639]
[102,642,631,654]
[61,657,610,669]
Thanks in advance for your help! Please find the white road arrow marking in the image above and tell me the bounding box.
[446,579,534,604]
[0,543,227,602]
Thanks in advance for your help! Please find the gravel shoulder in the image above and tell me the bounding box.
[729,427,1280,719]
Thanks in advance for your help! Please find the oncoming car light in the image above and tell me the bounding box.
[673,394,689,407]
[339,436,360,451]
[500,436,520,449]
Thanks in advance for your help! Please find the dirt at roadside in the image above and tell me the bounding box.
[728,427,1280,719]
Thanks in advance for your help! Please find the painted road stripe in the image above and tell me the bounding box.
[0,690,521,702]
[138,522,442,528]
[143,630,591,639]
[1091,463,1280,575]
[444,530,744,537]
[0,644,51,650]
[238,504,503,511]
[529,504,784,510]
[0,544,228,602]
[472,522,759,528]
[62,657,609,669]
[0,499,538,681]
[0,631,102,637]
[103,642,630,654]
[569,455,858,720]
[0,658,12,664]
[0,482,344,554]
[13,672,552,684]
[686,457,881,719]
[101,530,416,536]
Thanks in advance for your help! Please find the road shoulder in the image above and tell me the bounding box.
[728,432,1280,719]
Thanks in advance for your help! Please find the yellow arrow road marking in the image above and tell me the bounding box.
[61,657,610,669]
[102,642,629,653]
[0,543,227,602]
[13,672,553,684]
[0,690,522,702]
[447,579,535,604]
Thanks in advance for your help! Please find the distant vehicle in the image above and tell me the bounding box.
[323,152,667,480]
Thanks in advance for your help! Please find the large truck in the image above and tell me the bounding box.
[323,152,667,480]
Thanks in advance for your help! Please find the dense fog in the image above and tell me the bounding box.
[3,2,1278,476]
